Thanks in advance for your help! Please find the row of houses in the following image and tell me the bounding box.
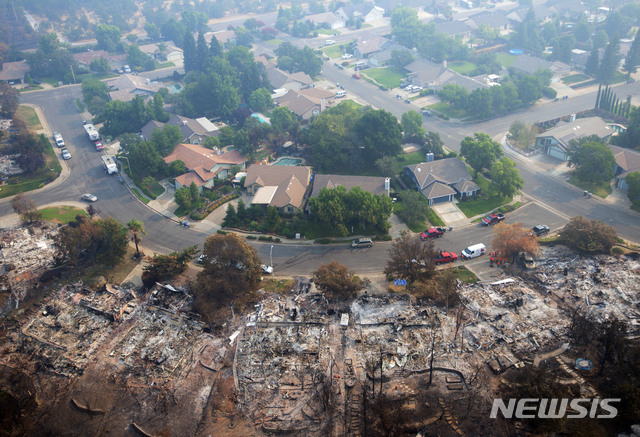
[305,3,386,30]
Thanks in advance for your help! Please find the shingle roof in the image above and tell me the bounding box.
[72,50,110,65]
[466,11,511,29]
[0,60,30,81]
[266,67,313,89]
[164,143,247,171]
[107,74,164,102]
[421,181,456,199]
[310,174,389,198]
[140,120,166,140]
[244,164,313,209]
[356,35,389,55]
[434,20,472,38]
[536,117,614,151]
[453,179,480,193]
[175,169,213,188]
[406,158,472,189]
[305,12,343,25]
[609,145,640,177]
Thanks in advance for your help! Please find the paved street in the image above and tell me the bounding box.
[2,36,640,277]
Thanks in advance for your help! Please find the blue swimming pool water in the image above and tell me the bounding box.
[251,113,269,124]
[274,158,302,166]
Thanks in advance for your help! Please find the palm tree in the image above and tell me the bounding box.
[127,219,146,257]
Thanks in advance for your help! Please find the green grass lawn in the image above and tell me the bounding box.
[455,173,513,217]
[567,174,612,198]
[39,206,88,224]
[448,60,476,75]
[428,102,468,119]
[610,71,628,84]
[317,28,339,35]
[130,188,150,204]
[266,38,282,46]
[427,208,445,226]
[496,53,517,68]
[562,74,590,85]
[16,106,42,130]
[363,67,405,89]
[450,266,478,284]
[321,45,343,59]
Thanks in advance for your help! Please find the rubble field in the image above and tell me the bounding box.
[0,244,639,436]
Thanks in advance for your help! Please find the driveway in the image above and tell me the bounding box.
[432,202,467,225]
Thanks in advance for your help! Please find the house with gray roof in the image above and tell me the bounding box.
[404,158,479,205]
[466,11,513,36]
[433,19,472,40]
[354,34,390,59]
[310,174,389,199]
[335,4,385,23]
[367,43,407,67]
[140,114,220,144]
[405,59,448,87]
[266,67,314,91]
[305,12,345,29]
[609,145,640,190]
[509,54,570,77]
[0,60,30,84]
[535,116,617,161]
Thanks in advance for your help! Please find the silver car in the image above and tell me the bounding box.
[61,148,71,160]
[81,193,98,202]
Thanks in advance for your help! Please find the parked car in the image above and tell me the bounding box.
[420,227,446,239]
[405,99,411,104]
[261,264,273,274]
[421,109,432,117]
[81,193,98,202]
[124,64,131,73]
[325,39,336,45]
[94,140,104,151]
[352,73,361,79]
[461,243,486,259]
[341,53,353,59]
[352,238,373,248]
[61,148,71,160]
[481,213,505,226]
[434,251,458,265]
[399,83,410,89]
[532,225,550,236]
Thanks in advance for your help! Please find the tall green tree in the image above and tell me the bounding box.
[490,157,524,198]
[95,24,122,52]
[401,110,426,141]
[0,82,19,117]
[585,46,600,76]
[598,36,621,84]
[460,132,503,177]
[568,140,615,183]
[248,87,273,112]
[625,172,640,206]
[623,31,640,77]
[126,219,146,256]
[355,109,402,165]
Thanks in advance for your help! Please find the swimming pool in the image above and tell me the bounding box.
[274,158,303,166]
[251,113,270,124]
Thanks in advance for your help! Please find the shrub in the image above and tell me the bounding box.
[316,238,331,244]
[379,85,387,91]
[217,230,228,235]
[275,238,281,242]
[258,235,274,241]
[374,234,392,241]
[246,235,257,240]
[419,89,435,97]
[542,87,557,99]
[249,221,259,231]
[611,247,624,256]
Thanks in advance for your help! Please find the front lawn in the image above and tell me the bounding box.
[428,102,468,119]
[567,174,612,198]
[455,173,513,217]
[266,38,282,46]
[321,45,343,59]
[16,106,42,130]
[451,266,478,284]
[317,28,339,35]
[448,61,476,75]
[39,206,88,224]
[496,53,517,68]
[363,67,405,89]
[562,74,590,85]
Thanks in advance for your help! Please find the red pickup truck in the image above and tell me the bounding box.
[481,213,505,226]
[420,227,446,239]
[434,251,458,264]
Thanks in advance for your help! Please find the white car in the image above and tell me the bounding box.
[261,264,273,274]
[61,148,71,160]
[341,53,353,59]
[325,39,336,45]
[81,193,98,202]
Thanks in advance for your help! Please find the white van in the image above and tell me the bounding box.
[335,90,346,98]
[461,243,486,260]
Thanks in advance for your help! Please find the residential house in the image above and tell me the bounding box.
[275,88,334,121]
[509,54,571,77]
[164,143,247,191]
[336,4,385,23]
[466,11,513,36]
[138,41,183,63]
[140,114,220,144]
[404,158,479,205]
[73,50,111,70]
[354,34,390,59]
[0,60,30,84]
[506,5,556,24]
[405,58,488,92]
[305,12,345,29]
[266,67,314,91]
[368,43,407,67]
[433,19,473,40]
[609,145,640,190]
[244,164,313,213]
[107,73,164,102]
[204,30,236,45]
[309,174,389,209]
[535,116,616,161]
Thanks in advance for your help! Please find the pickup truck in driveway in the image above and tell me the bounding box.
[420,227,446,239]
[481,213,505,226]
[434,251,458,264]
